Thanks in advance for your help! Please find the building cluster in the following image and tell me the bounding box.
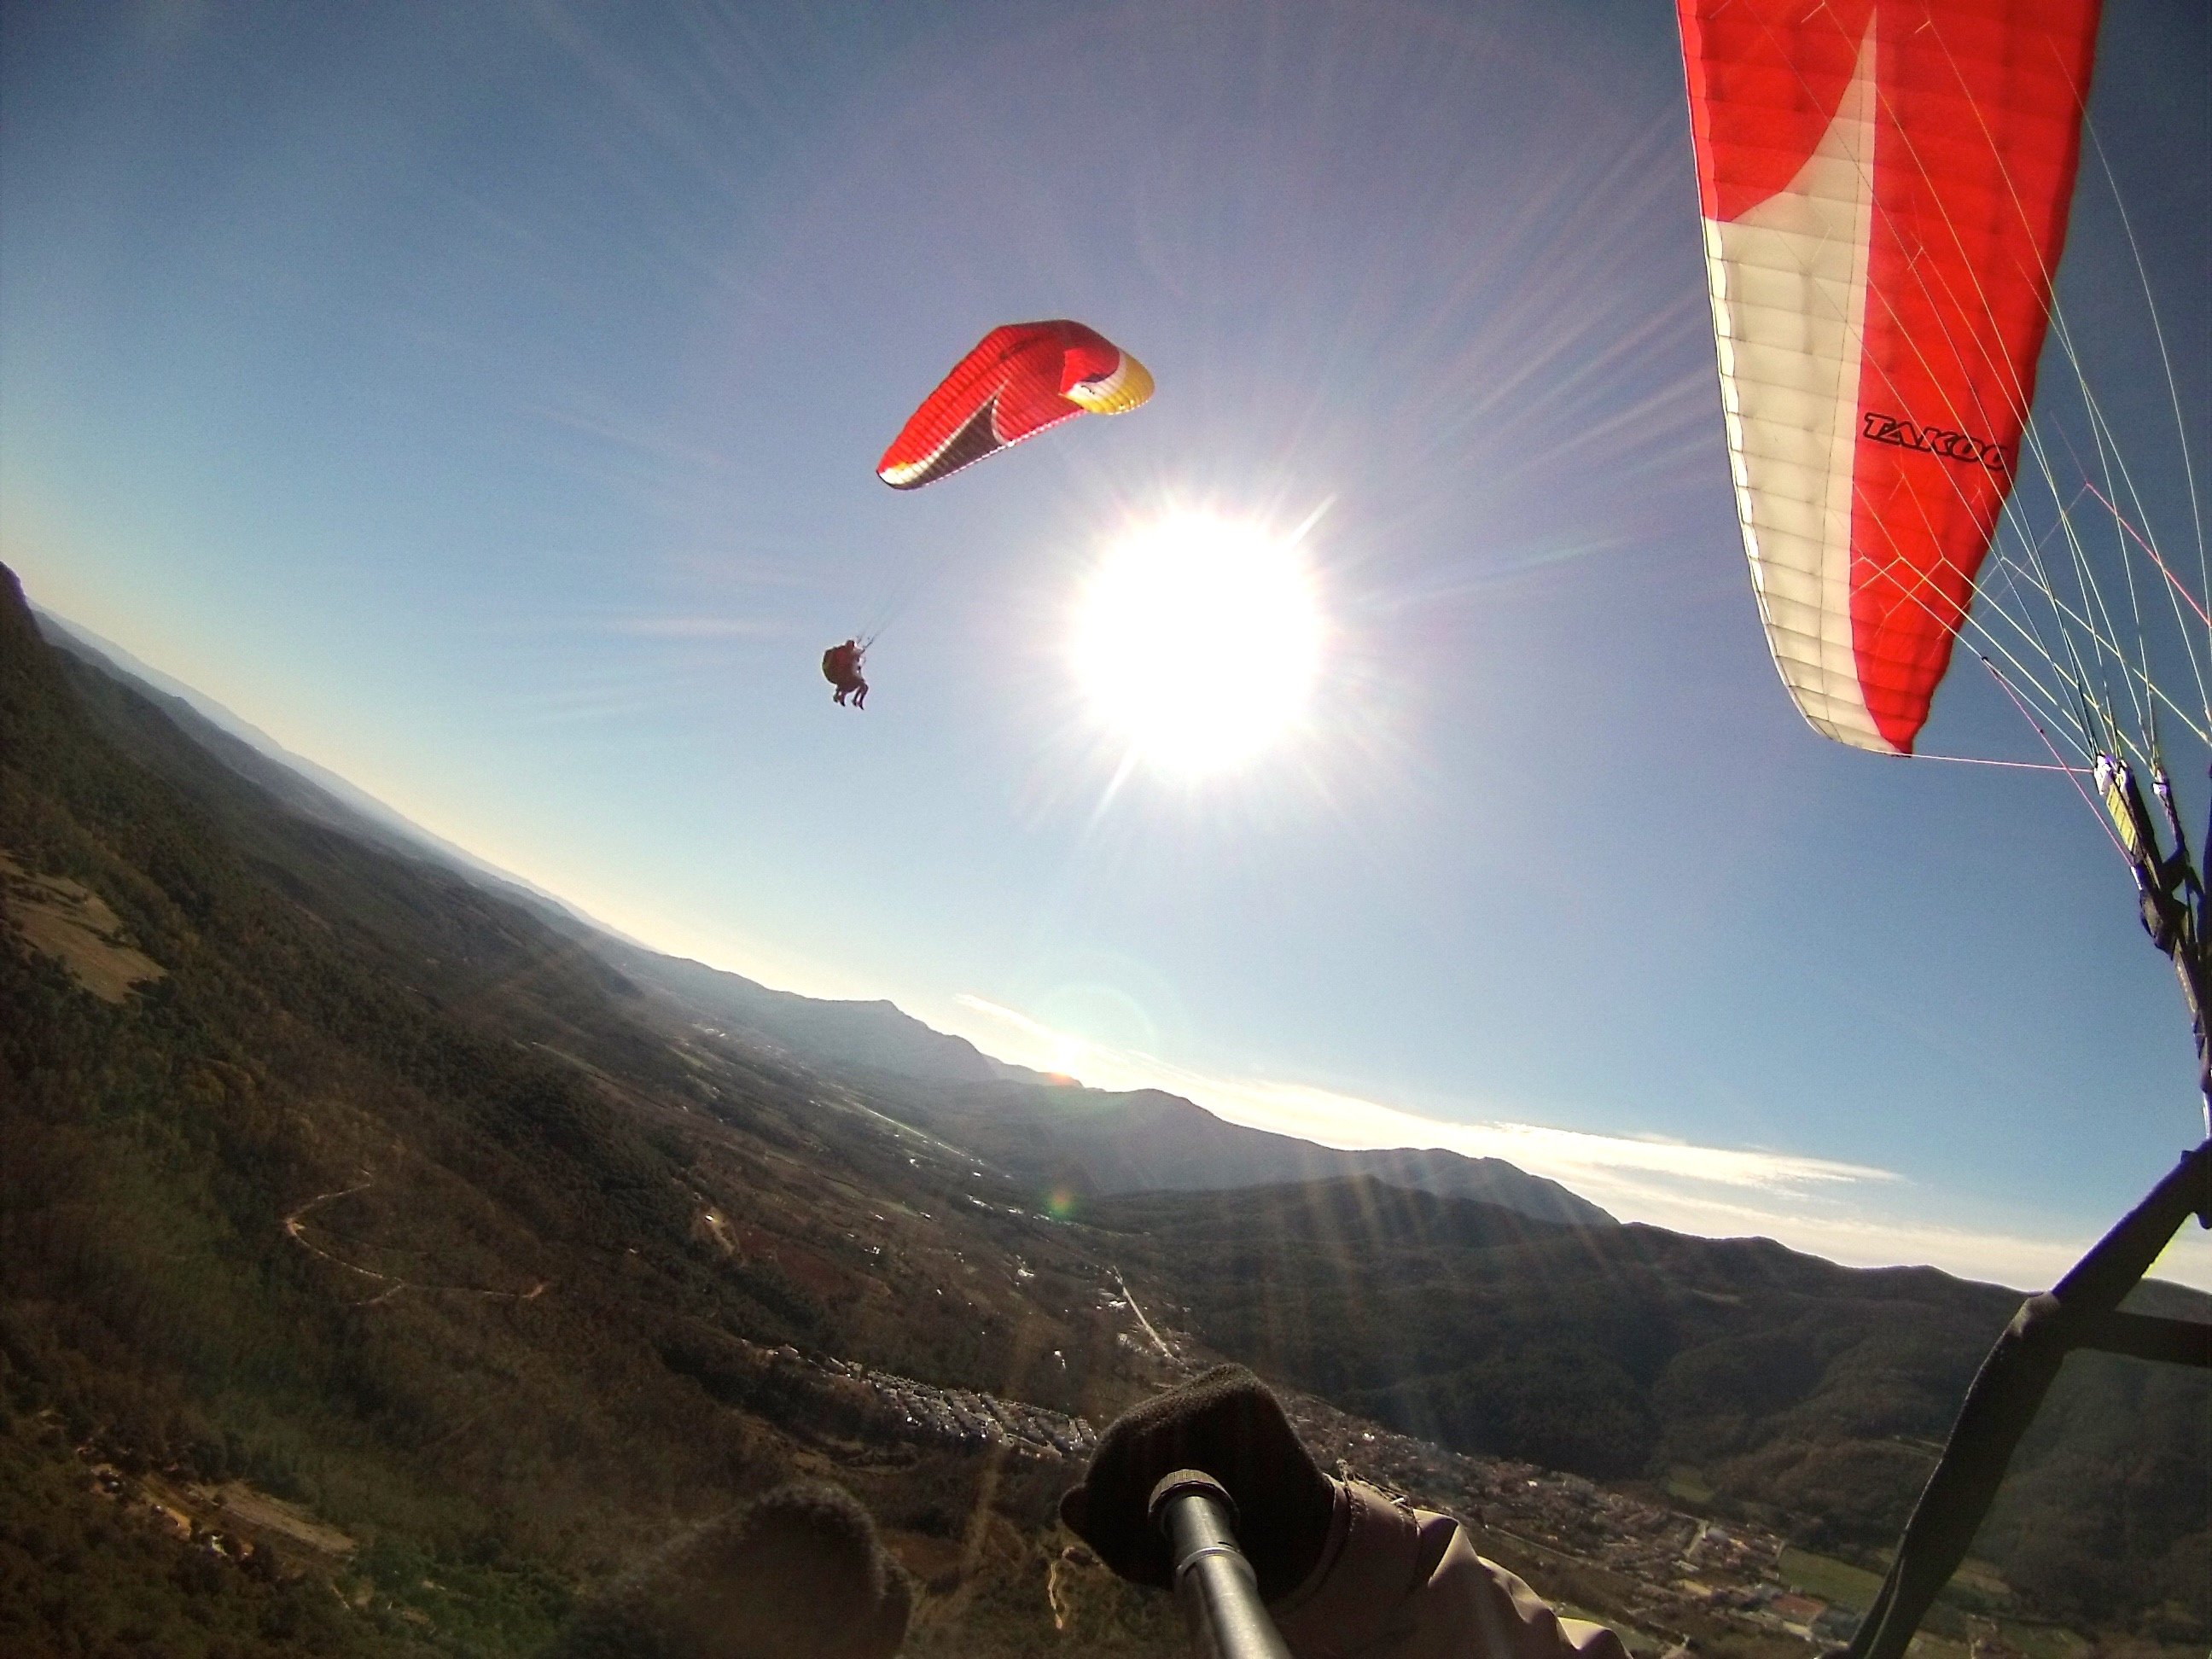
[81,1453,275,1575]
[809,1352,1098,1460]
[1279,1392,1860,1651]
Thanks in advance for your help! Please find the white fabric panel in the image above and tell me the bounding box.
[1701,24,1895,754]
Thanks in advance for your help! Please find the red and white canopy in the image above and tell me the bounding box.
[876,321,1153,492]
[1679,0,2100,753]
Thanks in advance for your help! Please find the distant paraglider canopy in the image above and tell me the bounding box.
[876,320,1153,491]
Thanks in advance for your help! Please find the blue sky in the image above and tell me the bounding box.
[4,0,2207,1289]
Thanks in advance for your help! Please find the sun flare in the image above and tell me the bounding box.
[1072,512,1324,776]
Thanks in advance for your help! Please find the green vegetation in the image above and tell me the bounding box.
[0,1411,413,1658]
[1777,1545,1882,1610]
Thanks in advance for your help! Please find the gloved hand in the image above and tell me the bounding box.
[1059,1364,1337,1602]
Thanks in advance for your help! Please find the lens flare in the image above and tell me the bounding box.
[1071,512,1324,776]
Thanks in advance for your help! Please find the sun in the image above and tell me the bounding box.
[1072,511,1325,776]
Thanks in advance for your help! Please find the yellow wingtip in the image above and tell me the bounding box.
[1064,352,1154,416]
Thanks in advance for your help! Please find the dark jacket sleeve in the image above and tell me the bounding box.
[1268,1481,1634,1659]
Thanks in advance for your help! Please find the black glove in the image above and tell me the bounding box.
[1059,1365,1336,1602]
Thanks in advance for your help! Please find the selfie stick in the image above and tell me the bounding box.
[1149,1470,1295,1659]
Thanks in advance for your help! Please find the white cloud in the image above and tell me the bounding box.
[954,993,1065,1045]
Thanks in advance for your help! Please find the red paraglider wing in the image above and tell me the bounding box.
[876,320,1151,491]
[1679,0,2100,754]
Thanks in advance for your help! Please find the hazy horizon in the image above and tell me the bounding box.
[26,586,2206,1295]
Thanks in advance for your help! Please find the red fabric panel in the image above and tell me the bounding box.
[986,333,1082,444]
[1055,329,1121,395]
[876,323,1045,482]
[1848,0,2099,750]
[1680,0,1872,221]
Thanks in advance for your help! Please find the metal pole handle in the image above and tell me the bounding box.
[1149,1470,1295,1659]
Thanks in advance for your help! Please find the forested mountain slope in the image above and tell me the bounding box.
[831,1073,1615,1226]
[0,565,1181,1656]
[34,610,585,917]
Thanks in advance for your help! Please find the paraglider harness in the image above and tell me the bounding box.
[2098,755,2212,1107]
[1840,757,2212,1659]
[824,637,870,707]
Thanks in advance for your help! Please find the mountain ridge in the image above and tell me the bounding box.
[31,597,1615,1231]
[30,609,593,921]
[597,943,1618,1228]
[812,1073,1617,1227]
